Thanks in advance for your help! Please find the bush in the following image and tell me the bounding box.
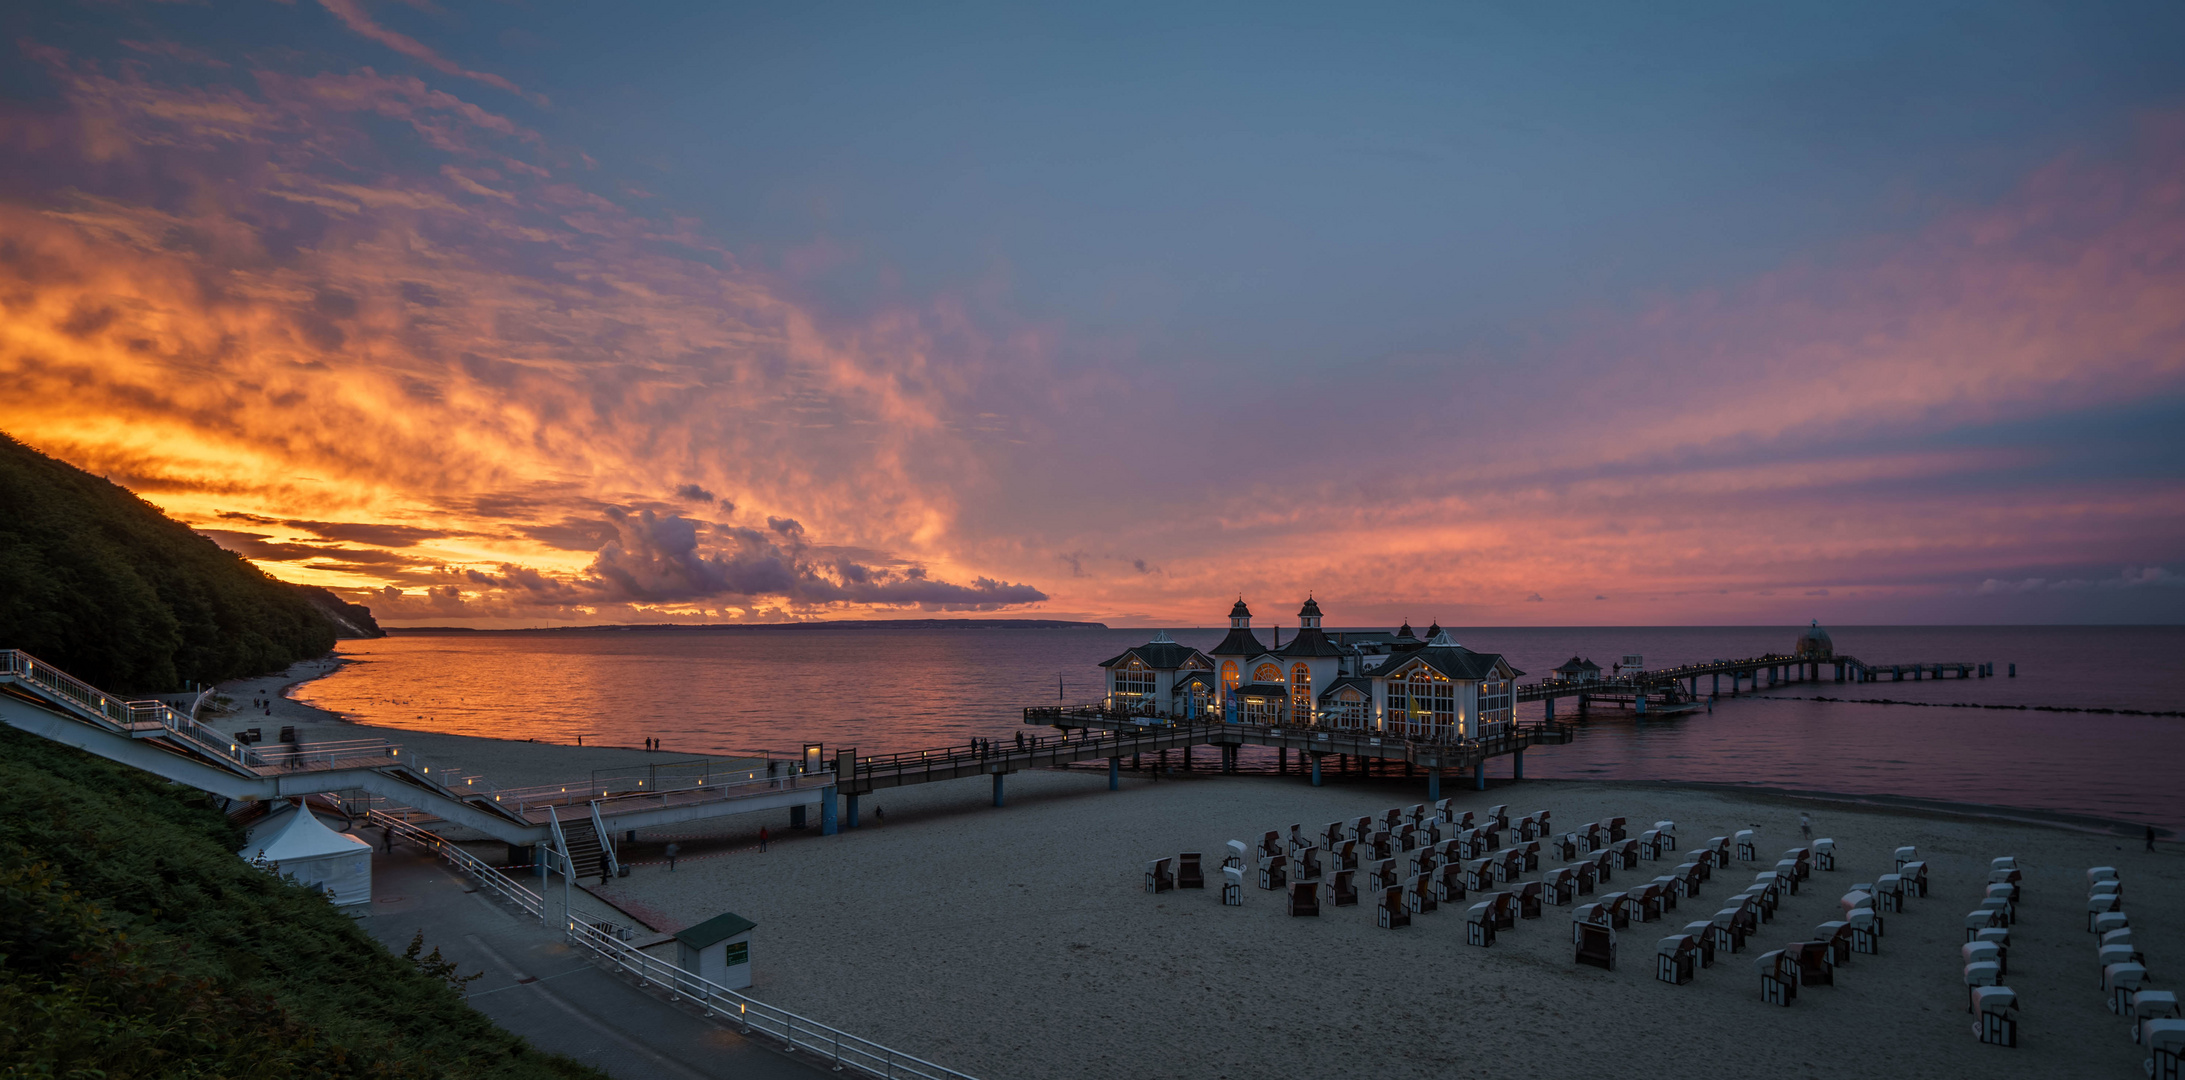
[0,725,603,1079]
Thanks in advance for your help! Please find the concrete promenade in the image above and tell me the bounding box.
[362,846,827,1080]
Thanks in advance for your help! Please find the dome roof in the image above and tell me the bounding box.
[1798,619,1831,644]
[1425,621,1442,638]
[1298,597,1323,619]
[1229,599,1252,618]
[1396,620,1415,639]
[1794,619,1834,658]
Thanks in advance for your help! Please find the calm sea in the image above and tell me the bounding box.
[297,625,2185,831]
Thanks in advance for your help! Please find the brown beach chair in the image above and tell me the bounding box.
[1516,840,1541,872]
[1465,900,1497,946]
[1397,825,1420,853]
[1494,849,1525,884]
[1435,862,1468,904]
[1382,808,1405,831]
[1407,873,1437,915]
[1320,821,1345,850]
[1708,836,1731,866]
[1349,815,1373,841]
[1483,890,1519,930]
[1260,831,1282,859]
[1293,845,1322,881]
[1288,881,1319,917]
[1715,907,1750,953]
[1378,885,1410,929]
[1487,804,1510,830]
[1407,803,1428,827]
[1544,867,1577,906]
[1612,839,1641,870]
[1677,862,1705,897]
[1591,849,1616,885]
[1571,861,1598,896]
[1757,949,1800,1005]
[1650,875,1681,912]
[1633,883,1664,922]
[1258,854,1287,890]
[1550,833,1578,861]
[1369,858,1400,892]
[1321,868,1359,907]
[1176,853,1204,889]
[1331,839,1358,872]
[1367,831,1394,861]
[1597,891,1632,928]
[1575,921,1616,970]
[1145,857,1174,893]
[1900,860,1929,898]
[1814,920,1852,966]
[1607,816,1628,842]
[1684,920,1719,966]
[1462,858,1496,892]
[1794,940,1834,986]
[1516,880,1545,919]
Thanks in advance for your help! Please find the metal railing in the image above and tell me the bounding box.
[3,648,266,770]
[368,809,542,920]
[564,919,979,1080]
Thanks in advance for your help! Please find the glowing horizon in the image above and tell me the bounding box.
[3,5,2181,628]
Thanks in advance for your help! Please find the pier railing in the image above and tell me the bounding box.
[2,648,265,771]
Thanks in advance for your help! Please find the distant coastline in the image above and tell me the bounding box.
[387,618,1109,634]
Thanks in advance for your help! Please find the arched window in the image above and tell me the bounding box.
[1290,663,1313,717]
[1220,661,1239,691]
[1113,658,1156,702]
[1253,663,1282,683]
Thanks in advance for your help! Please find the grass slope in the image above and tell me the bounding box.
[0,725,604,1079]
[0,432,339,692]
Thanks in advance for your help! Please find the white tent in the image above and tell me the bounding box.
[240,803,374,909]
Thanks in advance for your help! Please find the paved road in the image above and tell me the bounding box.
[364,847,828,1080]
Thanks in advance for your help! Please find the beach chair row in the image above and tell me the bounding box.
[2087,865,2183,1073]
[1955,854,2028,1047]
[1747,844,1911,1006]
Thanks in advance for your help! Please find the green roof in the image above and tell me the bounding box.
[676,911,757,948]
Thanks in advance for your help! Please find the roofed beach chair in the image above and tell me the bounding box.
[1407,803,1428,828]
[1396,825,1420,853]
[1813,920,1852,966]
[2103,931,2143,967]
[1590,848,1617,885]
[1484,890,1520,929]
[1773,859,1804,895]
[1435,861,1468,904]
[1977,895,2013,927]
[1716,907,1752,952]
[1369,857,1400,892]
[1977,927,2009,966]
[1685,919,1721,966]
[1991,855,2017,873]
[1794,940,1835,986]
[1348,816,1373,841]
[1479,822,1503,851]
[1900,860,1929,898]
[1964,960,2001,1010]
[1462,858,1496,892]
[1222,865,1244,906]
[1574,919,1616,970]
[1515,813,1541,842]
[1983,883,2016,920]
[1433,797,1454,823]
[1378,885,1410,930]
[1613,839,1642,870]
[1382,808,1405,832]
[1550,832,1578,861]
[1677,861,1706,897]
[1454,828,1481,860]
[2093,878,2123,906]
[1293,844,1322,881]
[1320,821,1345,850]
[2109,963,2150,1016]
[2095,911,2130,937]
[1177,852,1204,889]
[1518,840,1542,872]
[1570,860,1598,896]
[1653,820,1677,850]
[1258,854,1287,890]
[2144,1019,2185,1077]
[1287,824,1307,858]
[1707,835,1731,868]
[1606,816,1627,842]
[1871,874,1905,912]
[1735,830,1757,863]
[1742,885,1776,924]
[1260,831,1283,859]
[1599,890,1636,929]
[1657,935,1699,984]
[1406,872,1437,915]
[2088,865,2119,887]
[1757,949,1799,1005]
[1973,986,2018,1047]
[1145,857,1174,894]
[1320,868,1359,908]
[1633,883,1665,922]
[1453,810,1477,831]
[1330,839,1358,873]
[1406,845,1438,880]
[1288,880,1320,917]
[1966,910,2002,941]
[1640,829,1666,861]
[1580,822,1604,852]
[2129,994,2180,1042]
[1225,839,1248,870]
[1465,899,1497,946]
[1989,867,2023,901]
[1811,837,1834,871]
[1962,940,2002,976]
[1544,867,1578,906]
[1895,845,1917,872]
[1652,874,1683,907]
[1488,804,1510,830]
[1845,908,1881,956]
[1367,830,1394,862]
[1495,848,1525,884]
[1516,880,1545,919]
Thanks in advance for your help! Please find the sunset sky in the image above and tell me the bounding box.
[3,2,2182,627]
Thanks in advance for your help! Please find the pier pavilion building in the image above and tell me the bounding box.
[1098,599,1521,743]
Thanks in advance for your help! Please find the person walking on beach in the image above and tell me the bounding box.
[1800,813,1812,841]
[873,806,884,825]
[665,842,680,872]
[381,826,395,853]
[759,826,769,852]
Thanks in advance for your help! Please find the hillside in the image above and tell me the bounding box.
[0,724,602,1079]
[0,432,372,692]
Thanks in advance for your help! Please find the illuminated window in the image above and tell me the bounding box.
[1221,661,1239,691]
[1290,663,1313,717]
[1114,659,1156,700]
[1253,663,1282,683]
[1330,688,1369,730]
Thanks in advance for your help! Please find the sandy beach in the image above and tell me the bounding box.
[585,768,2177,1080]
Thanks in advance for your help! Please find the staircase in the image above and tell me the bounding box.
[562,818,607,881]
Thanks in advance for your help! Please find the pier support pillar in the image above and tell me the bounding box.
[1310,754,1323,787]
[1108,756,1120,790]
[846,793,860,828]
[1635,695,1647,718]
[1578,694,1589,717]
[1427,769,1440,800]
[821,787,838,836]
[1278,747,1288,774]
[1712,674,1720,696]
[1544,696,1555,721]
[1182,746,1191,771]
[2008,663,2016,677]
[1513,750,1525,779]
[992,772,1005,807]
[1473,760,1486,790]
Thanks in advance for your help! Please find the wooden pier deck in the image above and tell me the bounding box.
[1518,651,1995,718]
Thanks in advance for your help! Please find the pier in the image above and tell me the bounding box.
[1520,652,1997,719]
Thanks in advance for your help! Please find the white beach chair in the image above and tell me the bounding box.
[2088,865,2119,886]
[1757,949,1798,1006]
[1433,797,1454,823]
[1990,855,2016,872]
[1899,860,1929,898]
[1287,824,1307,858]
[1972,985,2018,1047]
[1963,940,2002,972]
[1657,935,1698,984]
[1654,873,1684,905]
[2095,911,2130,937]
[1464,900,1495,946]
[1871,874,1905,912]
[2130,993,2180,1043]
[1964,960,2001,1012]
[2145,1019,2185,1078]
[1487,803,1509,829]
[1293,845,1322,881]
[1773,859,1803,895]
[1735,830,1757,862]
[1895,845,1917,871]
[2090,893,2126,932]
[1378,885,1410,930]
[1257,854,1287,890]
[1225,839,1248,869]
[2109,962,2149,1015]
[2104,926,2139,955]
[2092,878,2124,904]
[1965,910,2001,942]
[2103,943,2145,970]
[1977,896,2012,927]
[1714,906,1750,952]
[1810,837,1834,871]
[1977,926,2009,959]
[1653,820,1677,850]
[1982,884,2016,922]
[1845,908,1881,955]
[1221,865,1244,906]
[1813,920,1851,966]
[1319,821,1345,850]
